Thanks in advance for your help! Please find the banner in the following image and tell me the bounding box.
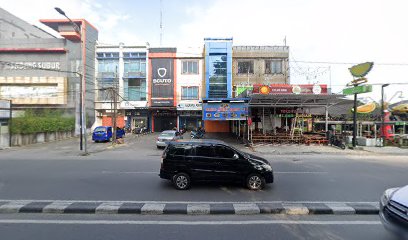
[252,84,328,95]
[203,102,248,120]
[151,58,174,106]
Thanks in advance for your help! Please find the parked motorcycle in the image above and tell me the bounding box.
[191,128,205,139]
[330,135,346,150]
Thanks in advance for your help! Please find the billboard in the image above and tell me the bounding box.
[252,84,328,95]
[151,58,174,106]
[203,102,248,120]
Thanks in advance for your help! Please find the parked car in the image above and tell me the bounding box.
[159,139,274,190]
[92,126,125,142]
[156,130,183,149]
[379,185,408,239]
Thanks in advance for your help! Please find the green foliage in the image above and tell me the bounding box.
[11,110,75,134]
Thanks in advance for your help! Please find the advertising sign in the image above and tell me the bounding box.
[203,102,248,120]
[151,58,174,106]
[342,85,372,95]
[177,103,202,111]
[252,84,328,95]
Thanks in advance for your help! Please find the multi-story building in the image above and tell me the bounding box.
[0,7,98,134]
[202,38,249,133]
[176,47,204,131]
[232,46,290,97]
[148,48,177,132]
[94,44,148,130]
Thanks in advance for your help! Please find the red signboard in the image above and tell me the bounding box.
[252,84,328,95]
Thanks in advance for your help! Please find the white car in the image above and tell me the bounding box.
[379,185,408,239]
[156,130,183,149]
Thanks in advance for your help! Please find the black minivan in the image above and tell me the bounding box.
[159,139,274,190]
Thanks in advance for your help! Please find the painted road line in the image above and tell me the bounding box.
[0,219,382,225]
[42,201,76,214]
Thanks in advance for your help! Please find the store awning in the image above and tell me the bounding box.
[249,94,349,108]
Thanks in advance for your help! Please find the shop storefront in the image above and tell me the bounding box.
[124,109,149,131]
[177,103,202,131]
[202,98,249,133]
[151,109,177,132]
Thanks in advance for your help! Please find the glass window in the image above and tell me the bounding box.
[237,61,253,74]
[181,86,199,100]
[124,59,146,75]
[98,59,119,72]
[182,61,199,74]
[126,78,146,101]
[265,60,283,74]
[209,55,228,98]
[214,145,235,158]
[195,145,214,157]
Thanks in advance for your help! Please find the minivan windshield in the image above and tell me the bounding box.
[160,132,175,137]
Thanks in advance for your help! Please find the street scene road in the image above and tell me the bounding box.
[0,133,407,239]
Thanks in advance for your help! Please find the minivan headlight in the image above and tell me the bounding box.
[380,187,399,207]
[255,164,272,171]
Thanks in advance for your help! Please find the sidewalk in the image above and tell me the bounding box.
[253,144,408,156]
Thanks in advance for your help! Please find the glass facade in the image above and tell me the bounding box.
[208,55,228,98]
[123,52,147,101]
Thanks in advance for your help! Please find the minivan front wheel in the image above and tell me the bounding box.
[246,173,265,190]
[172,173,191,190]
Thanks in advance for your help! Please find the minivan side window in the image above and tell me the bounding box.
[168,144,191,155]
[214,145,235,159]
[194,145,214,157]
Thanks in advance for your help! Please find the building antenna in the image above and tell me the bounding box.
[160,0,163,46]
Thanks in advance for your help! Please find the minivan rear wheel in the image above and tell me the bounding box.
[246,173,265,190]
[172,172,191,190]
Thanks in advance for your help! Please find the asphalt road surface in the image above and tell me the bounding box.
[0,214,399,240]
[0,134,407,202]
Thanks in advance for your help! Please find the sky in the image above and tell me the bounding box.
[2,0,408,104]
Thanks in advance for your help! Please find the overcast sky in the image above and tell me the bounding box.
[2,0,407,103]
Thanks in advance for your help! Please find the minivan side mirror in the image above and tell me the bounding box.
[233,153,239,160]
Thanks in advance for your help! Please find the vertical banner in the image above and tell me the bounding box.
[151,58,174,106]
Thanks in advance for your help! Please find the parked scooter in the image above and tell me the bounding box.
[191,127,205,139]
[330,135,346,150]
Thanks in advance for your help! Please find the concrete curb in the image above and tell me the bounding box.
[0,200,379,215]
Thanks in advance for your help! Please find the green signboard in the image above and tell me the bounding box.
[343,85,372,95]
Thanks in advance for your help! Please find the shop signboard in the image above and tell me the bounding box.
[151,58,174,107]
[120,101,147,109]
[342,85,372,95]
[252,84,328,95]
[203,102,248,120]
[177,103,202,111]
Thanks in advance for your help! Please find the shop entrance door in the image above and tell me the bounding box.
[154,117,177,132]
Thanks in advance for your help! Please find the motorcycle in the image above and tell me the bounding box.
[330,135,346,150]
[191,128,205,139]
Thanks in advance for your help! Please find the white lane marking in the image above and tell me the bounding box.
[101,171,158,174]
[0,219,382,225]
[42,201,75,214]
[0,200,379,204]
[0,201,32,213]
[275,171,328,174]
[95,202,123,214]
[101,171,328,174]
[325,203,355,215]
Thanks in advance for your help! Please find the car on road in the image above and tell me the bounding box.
[92,126,125,142]
[380,185,408,239]
[159,139,274,190]
[156,130,183,149]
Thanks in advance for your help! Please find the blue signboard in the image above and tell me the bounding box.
[203,102,248,120]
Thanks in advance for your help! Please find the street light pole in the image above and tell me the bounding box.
[55,7,87,154]
[381,84,389,147]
